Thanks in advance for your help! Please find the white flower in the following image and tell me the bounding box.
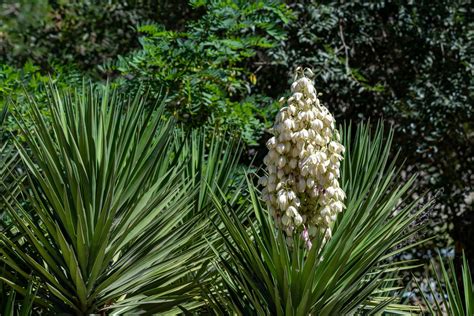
[335,188,346,200]
[261,70,346,243]
[293,197,301,207]
[308,186,319,198]
[267,137,277,148]
[278,156,287,168]
[276,143,286,154]
[294,214,303,226]
[283,119,295,129]
[288,104,297,115]
[286,206,297,217]
[287,190,296,201]
[277,192,288,209]
[314,134,326,146]
[330,201,344,213]
[326,186,335,197]
[329,141,344,154]
[300,129,309,139]
[323,114,334,126]
[321,206,330,216]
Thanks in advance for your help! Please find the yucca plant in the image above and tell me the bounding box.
[0,84,221,314]
[209,123,430,315]
[176,127,244,216]
[0,278,36,316]
[109,128,246,314]
[1,105,24,226]
[416,251,473,315]
[1,105,35,315]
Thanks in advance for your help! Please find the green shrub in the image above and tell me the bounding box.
[111,0,292,145]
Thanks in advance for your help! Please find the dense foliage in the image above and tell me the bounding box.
[0,0,473,314]
[111,0,292,145]
[0,0,144,72]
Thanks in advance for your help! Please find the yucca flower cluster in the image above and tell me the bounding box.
[260,69,345,242]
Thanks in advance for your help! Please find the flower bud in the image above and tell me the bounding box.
[278,156,287,168]
[294,214,303,226]
[286,206,297,217]
[266,137,277,148]
[276,143,286,154]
